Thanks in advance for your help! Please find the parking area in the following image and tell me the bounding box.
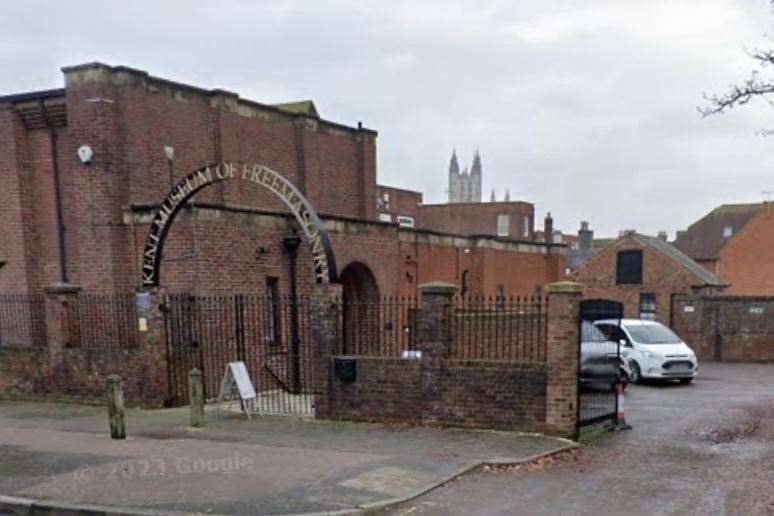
[385,362,774,516]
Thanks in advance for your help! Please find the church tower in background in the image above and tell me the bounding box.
[448,149,482,203]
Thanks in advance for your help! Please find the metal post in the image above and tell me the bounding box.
[283,232,302,394]
[189,368,206,427]
[106,375,126,439]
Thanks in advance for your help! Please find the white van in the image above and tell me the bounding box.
[594,319,698,384]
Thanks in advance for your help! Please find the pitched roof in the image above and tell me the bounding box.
[630,233,727,287]
[673,203,763,260]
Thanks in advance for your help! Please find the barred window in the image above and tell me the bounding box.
[639,293,656,320]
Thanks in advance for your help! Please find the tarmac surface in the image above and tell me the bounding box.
[383,362,774,516]
[0,398,568,515]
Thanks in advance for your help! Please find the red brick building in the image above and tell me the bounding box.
[0,62,565,302]
[571,232,727,323]
[674,203,774,295]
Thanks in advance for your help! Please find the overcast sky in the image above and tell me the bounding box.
[2,0,773,237]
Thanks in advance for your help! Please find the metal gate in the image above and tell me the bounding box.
[577,299,624,431]
[164,293,316,415]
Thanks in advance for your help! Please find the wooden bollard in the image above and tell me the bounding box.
[189,368,206,428]
[106,374,126,439]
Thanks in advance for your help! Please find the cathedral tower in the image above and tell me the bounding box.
[447,149,482,203]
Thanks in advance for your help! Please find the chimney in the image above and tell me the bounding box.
[544,212,554,243]
[578,221,593,250]
[657,230,668,241]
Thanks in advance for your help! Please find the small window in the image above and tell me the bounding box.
[497,214,510,236]
[378,213,393,223]
[616,250,643,285]
[723,225,733,237]
[397,216,415,228]
[639,293,656,320]
[266,277,280,345]
[523,215,530,237]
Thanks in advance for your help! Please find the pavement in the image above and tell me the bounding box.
[0,399,571,515]
[382,362,774,516]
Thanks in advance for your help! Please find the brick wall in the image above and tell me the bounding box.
[417,201,535,240]
[671,294,774,362]
[572,235,719,323]
[376,185,422,223]
[326,357,548,431]
[318,281,580,437]
[716,204,774,295]
[0,62,377,294]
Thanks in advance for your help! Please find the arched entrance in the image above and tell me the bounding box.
[143,162,338,412]
[340,262,380,302]
[339,262,380,354]
[141,161,336,288]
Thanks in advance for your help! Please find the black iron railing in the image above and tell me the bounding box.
[68,293,138,349]
[450,296,547,362]
[0,294,46,347]
[335,297,418,357]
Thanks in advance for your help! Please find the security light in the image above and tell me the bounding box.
[164,145,175,161]
[77,145,93,165]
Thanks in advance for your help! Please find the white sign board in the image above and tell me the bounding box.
[216,361,256,418]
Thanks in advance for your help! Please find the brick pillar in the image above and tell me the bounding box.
[417,282,456,423]
[544,281,583,438]
[44,282,82,373]
[310,282,342,419]
[135,287,169,408]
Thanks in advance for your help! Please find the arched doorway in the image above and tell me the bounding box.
[339,262,380,354]
[340,262,380,302]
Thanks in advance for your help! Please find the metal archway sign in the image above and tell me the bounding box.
[140,161,337,287]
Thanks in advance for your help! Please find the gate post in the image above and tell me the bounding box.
[417,282,456,423]
[135,287,169,408]
[310,283,342,419]
[43,282,81,380]
[544,281,583,438]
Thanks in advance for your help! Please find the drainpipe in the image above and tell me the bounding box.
[283,231,302,394]
[40,99,68,283]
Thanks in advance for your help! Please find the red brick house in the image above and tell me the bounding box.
[674,203,774,295]
[571,232,727,323]
[0,62,565,302]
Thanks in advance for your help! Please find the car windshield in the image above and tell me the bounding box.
[626,324,682,344]
[581,321,609,342]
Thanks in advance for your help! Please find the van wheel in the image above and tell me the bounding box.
[629,362,641,384]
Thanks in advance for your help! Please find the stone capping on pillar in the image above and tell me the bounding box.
[418,281,457,296]
[44,282,82,295]
[544,281,584,294]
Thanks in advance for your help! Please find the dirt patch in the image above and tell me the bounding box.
[483,449,587,474]
[693,408,763,444]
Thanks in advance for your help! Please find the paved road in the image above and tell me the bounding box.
[384,362,774,516]
[0,400,568,515]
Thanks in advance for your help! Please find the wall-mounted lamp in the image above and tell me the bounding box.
[163,145,175,161]
[77,145,93,165]
[255,246,270,261]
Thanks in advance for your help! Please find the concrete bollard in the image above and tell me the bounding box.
[106,374,126,439]
[189,368,206,428]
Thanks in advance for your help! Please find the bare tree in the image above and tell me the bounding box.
[700,2,774,118]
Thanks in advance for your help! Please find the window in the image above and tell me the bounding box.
[378,213,393,223]
[616,250,643,285]
[266,277,280,345]
[523,215,530,237]
[497,214,510,236]
[723,225,733,237]
[639,293,656,320]
[397,216,415,228]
